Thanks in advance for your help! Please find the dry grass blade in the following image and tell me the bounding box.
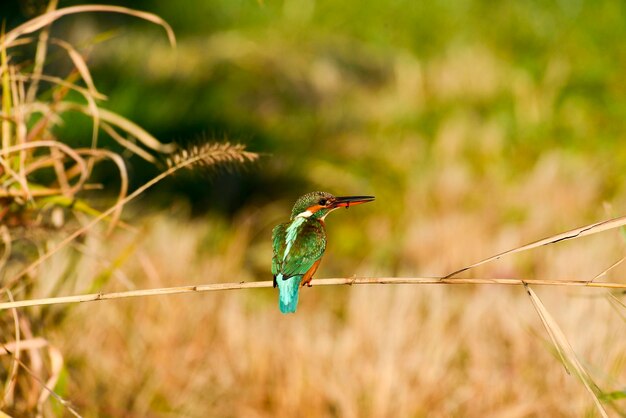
[11,65,27,148]
[2,5,176,49]
[55,102,175,153]
[0,226,11,271]
[101,123,157,164]
[1,30,11,154]
[25,0,58,103]
[76,148,129,233]
[444,215,626,279]
[50,38,103,99]
[50,146,71,196]
[16,74,103,148]
[15,71,103,150]
[43,35,104,147]
[21,102,63,128]
[16,73,106,101]
[4,37,35,49]
[606,292,626,323]
[3,276,626,310]
[591,255,626,282]
[524,284,608,418]
[525,287,571,375]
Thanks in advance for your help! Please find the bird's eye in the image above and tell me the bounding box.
[319,199,328,206]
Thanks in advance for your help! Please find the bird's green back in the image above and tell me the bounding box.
[272,218,327,279]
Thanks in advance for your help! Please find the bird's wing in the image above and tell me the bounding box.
[272,223,288,277]
[279,220,326,279]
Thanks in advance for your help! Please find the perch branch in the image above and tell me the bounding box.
[1,276,624,310]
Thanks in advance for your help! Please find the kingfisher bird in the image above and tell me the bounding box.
[271,191,375,314]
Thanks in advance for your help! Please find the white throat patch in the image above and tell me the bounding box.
[295,210,313,218]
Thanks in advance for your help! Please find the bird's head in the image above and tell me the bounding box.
[290,191,375,221]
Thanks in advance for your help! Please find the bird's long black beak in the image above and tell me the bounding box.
[332,195,375,209]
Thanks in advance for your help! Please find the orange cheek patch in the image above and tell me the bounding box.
[306,204,325,214]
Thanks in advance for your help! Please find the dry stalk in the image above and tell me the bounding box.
[444,215,626,279]
[1,276,625,310]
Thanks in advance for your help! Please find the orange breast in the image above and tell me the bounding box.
[301,258,321,286]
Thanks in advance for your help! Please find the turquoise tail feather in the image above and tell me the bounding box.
[276,273,302,314]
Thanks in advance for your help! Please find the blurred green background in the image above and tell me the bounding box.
[7,0,626,216]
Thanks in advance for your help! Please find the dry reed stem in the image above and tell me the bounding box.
[1,276,625,310]
[592,255,626,282]
[54,102,175,153]
[444,214,626,279]
[76,148,129,233]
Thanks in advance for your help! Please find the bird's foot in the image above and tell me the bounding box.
[302,280,313,288]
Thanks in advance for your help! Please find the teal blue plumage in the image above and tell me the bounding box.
[272,218,326,314]
[273,272,301,313]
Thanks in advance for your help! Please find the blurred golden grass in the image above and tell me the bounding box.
[35,211,624,417]
[5,171,626,416]
[7,206,622,417]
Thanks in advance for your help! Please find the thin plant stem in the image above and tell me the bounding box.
[1,276,625,310]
